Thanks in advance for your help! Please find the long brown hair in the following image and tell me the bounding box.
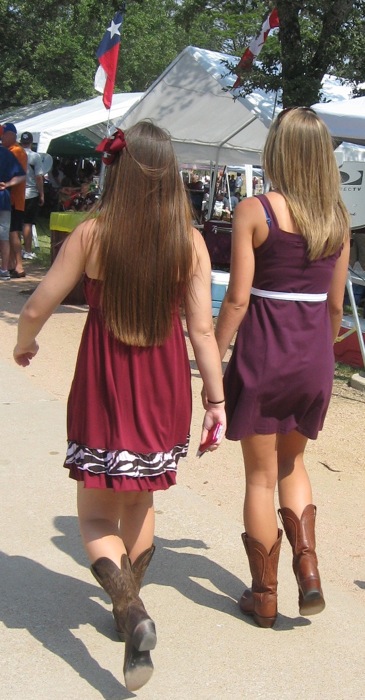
[93,121,194,346]
[263,107,350,260]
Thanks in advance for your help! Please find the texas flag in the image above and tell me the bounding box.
[94,12,123,110]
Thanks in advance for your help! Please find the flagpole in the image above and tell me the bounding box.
[99,106,118,189]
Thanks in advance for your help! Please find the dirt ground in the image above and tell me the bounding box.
[1,261,364,605]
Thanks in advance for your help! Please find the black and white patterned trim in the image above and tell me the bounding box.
[65,438,190,479]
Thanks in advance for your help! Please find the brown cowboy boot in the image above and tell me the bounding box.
[113,545,156,641]
[278,505,325,616]
[91,554,157,691]
[239,530,282,628]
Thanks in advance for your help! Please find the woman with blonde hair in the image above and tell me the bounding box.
[215,107,350,628]
[14,121,226,690]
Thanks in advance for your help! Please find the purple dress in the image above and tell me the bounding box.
[224,195,341,441]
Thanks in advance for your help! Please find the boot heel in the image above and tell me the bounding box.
[132,618,157,651]
[299,589,325,616]
[124,650,154,692]
[253,613,276,628]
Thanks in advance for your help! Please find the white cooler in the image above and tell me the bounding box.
[211,270,230,317]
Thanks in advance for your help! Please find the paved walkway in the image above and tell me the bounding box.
[0,355,365,699]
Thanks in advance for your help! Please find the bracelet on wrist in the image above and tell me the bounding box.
[207,398,225,404]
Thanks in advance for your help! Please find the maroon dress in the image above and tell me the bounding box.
[64,275,192,490]
[224,195,341,441]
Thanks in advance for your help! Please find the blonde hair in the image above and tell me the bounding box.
[263,107,350,260]
[93,121,194,346]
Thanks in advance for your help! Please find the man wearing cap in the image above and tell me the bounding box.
[20,132,44,259]
[0,125,26,279]
[1,123,27,277]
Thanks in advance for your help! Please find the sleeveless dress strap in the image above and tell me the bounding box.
[255,194,280,230]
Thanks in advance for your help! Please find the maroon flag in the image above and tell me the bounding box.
[233,8,279,88]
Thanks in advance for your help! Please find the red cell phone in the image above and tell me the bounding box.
[197,423,223,457]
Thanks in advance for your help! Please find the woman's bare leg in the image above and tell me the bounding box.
[241,433,279,552]
[77,483,154,565]
[119,491,155,563]
[277,430,312,516]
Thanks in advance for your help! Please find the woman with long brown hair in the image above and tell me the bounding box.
[14,121,226,690]
[215,107,350,628]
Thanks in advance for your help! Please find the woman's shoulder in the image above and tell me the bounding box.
[233,195,271,225]
[73,217,98,239]
[69,217,99,259]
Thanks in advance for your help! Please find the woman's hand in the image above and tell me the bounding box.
[199,405,226,454]
[13,341,39,367]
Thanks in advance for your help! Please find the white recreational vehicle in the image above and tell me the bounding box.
[339,161,365,230]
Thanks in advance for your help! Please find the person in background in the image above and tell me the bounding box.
[65,181,97,212]
[1,123,27,278]
[14,121,226,691]
[0,126,26,279]
[215,107,350,628]
[235,173,243,196]
[187,172,204,190]
[20,132,44,259]
[228,173,236,194]
[223,191,239,212]
[186,173,205,223]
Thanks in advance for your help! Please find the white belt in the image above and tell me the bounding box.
[251,287,327,302]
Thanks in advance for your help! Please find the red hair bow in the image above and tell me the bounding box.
[96,128,127,164]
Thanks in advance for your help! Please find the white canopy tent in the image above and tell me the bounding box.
[311,96,365,146]
[245,72,365,161]
[116,45,364,168]
[311,95,365,165]
[116,46,269,167]
[3,93,143,156]
[311,96,365,368]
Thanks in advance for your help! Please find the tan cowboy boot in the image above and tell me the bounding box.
[239,530,282,628]
[278,505,325,615]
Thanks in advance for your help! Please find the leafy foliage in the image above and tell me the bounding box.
[224,0,365,107]
[0,0,364,110]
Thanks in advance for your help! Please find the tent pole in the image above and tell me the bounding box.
[208,164,219,219]
[214,114,260,168]
[206,115,261,220]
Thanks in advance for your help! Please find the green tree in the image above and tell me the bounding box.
[0,0,120,108]
[276,0,364,106]
[0,0,188,108]
[118,0,183,91]
[0,0,364,110]
[181,0,365,107]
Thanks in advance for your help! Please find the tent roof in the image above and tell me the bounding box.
[0,99,66,123]
[1,93,143,156]
[116,45,363,167]
[116,46,269,166]
[312,96,365,146]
